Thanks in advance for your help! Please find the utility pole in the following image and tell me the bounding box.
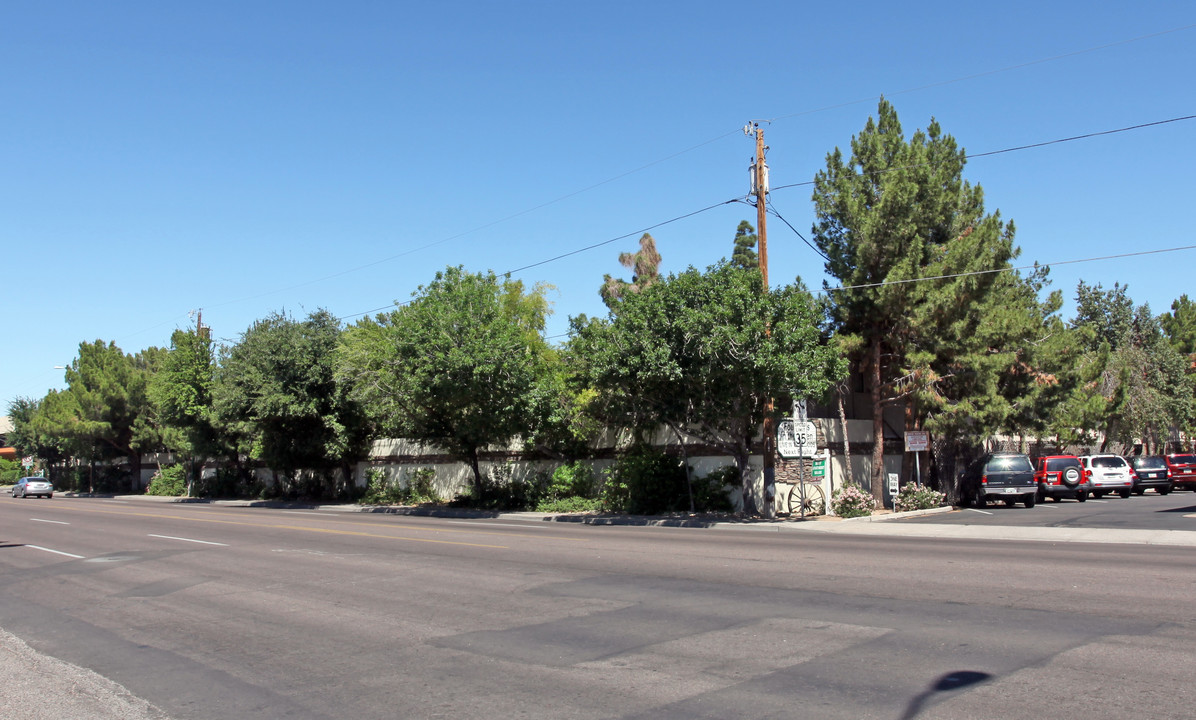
[746,122,776,518]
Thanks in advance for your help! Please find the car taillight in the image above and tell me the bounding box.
[980,475,988,485]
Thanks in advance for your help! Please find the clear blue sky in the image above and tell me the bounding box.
[4,1,1194,411]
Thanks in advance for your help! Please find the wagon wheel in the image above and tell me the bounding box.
[787,482,825,516]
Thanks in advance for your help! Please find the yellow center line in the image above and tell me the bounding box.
[44,504,508,549]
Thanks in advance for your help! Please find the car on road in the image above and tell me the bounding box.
[1128,455,1173,495]
[1078,455,1133,498]
[12,476,53,499]
[1034,455,1089,502]
[959,452,1037,508]
[1164,453,1196,490]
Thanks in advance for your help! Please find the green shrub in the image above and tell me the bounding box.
[600,448,689,515]
[831,482,875,518]
[536,496,603,513]
[533,462,599,512]
[146,465,187,496]
[691,466,737,513]
[0,458,23,485]
[893,486,946,513]
[458,464,538,511]
[361,467,440,506]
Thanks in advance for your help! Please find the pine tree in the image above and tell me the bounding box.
[811,99,1056,502]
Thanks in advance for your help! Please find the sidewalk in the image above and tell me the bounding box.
[103,493,1196,547]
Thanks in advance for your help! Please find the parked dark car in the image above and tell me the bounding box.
[1034,455,1089,502]
[12,476,53,499]
[1164,454,1196,490]
[1128,455,1173,495]
[959,452,1036,508]
[1078,455,1133,498]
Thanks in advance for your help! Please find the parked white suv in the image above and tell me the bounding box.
[1078,455,1133,498]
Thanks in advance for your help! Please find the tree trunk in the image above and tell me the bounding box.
[734,442,754,516]
[468,447,484,496]
[869,338,886,507]
[837,387,851,500]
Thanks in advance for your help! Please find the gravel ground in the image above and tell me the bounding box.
[0,627,171,720]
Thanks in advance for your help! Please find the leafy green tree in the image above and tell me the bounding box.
[730,220,759,270]
[338,267,552,495]
[571,261,844,515]
[6,396,67,475]
[600,233,662,307]
[149,325,224,490]
[214,309,370,497]
[1063,284,1194,452]
[1162,294,1196,357]
[40,340,157,488]
[811,98,1052,502]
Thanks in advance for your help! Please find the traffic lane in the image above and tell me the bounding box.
[4,506,1195,720]
[895,489,1196,529]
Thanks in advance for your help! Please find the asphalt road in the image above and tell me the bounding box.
[2,496,1195,719]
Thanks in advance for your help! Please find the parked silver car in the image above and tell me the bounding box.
[12,476,53,499]
[1078,455,1133,498]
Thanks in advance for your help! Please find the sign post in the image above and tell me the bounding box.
[904,431,929,488]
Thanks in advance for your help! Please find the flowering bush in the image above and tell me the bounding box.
[831,482,876,518]
[893,486,947,513]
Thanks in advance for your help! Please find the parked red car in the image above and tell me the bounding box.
[1165,454,1196,490]
[1033,455,1089,502]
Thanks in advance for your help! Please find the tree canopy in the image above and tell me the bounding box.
[338,266,553,494]
[572,260,844,514]
[811,98,1057,501]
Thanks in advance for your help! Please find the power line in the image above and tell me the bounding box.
[826,244,1196,293]
[213,25,1196,317]
[765,199,830,262]
[339,112,1194,322]
[338,198,740,321]
[771,114,1196,192]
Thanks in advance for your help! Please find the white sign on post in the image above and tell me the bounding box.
[887,472,900,497]
[777,419,817,458]
[905,431,929,452]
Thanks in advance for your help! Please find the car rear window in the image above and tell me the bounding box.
[1131,457,1166,470]
[1090,456,1127,468]
[1045,457,1081,471]
[987,455,1033,472]
[1170,455,1196,464]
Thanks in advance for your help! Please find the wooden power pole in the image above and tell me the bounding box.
[747,122,776,518]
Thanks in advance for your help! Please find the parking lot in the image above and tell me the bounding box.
[900,488,1196,531]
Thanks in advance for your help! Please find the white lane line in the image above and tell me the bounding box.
[966,509,993,515]
[148,534,228,546]
[446,521,551,529]
[26,545,84,559]
[31,518,70,525]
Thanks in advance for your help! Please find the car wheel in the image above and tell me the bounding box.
[1050,495,1060,502]
[1076,491,1088,502]
[1134,488,1145,495]
[1024,494,1036,508]
[1093,491,1104,498]
[1036,488,1046,503]
[1119,489,1131,499]
[974,488,987,508]
[1159,486,1171,495]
